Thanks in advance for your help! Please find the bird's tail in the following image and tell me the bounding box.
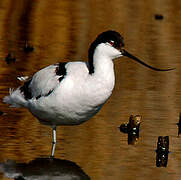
[3,88,28,108]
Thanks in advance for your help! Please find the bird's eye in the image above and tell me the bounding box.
[109,40,115,46]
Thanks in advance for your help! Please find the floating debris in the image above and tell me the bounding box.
[177,113,181,137]
[5,53,16,64]
[156,136,169,167]
[155,14,164,20]
[119,115,141,145]
[24,41,34,53]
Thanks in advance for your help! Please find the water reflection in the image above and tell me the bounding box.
[0,158,90,180]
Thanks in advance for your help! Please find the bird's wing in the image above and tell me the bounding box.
[20,62,67,100]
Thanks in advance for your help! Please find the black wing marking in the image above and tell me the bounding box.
[55,62,67,82]
[20,62,67,100]
[20,79,33,100]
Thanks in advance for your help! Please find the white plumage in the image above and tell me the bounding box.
[4,59,115,125]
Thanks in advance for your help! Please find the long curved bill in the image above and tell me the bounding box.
[121,49,175,71]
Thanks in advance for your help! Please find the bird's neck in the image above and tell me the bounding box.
[94,53,113,73]
[89,50,115,90]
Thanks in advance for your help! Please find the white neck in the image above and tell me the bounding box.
[91,47,115,91]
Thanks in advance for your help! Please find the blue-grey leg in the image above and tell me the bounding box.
[51,126,56,157]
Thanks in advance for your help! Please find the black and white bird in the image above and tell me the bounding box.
[3,30,174,157]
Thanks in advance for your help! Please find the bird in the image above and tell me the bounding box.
[3,30,174,157]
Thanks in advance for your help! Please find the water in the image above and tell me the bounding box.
[0,0,181,179]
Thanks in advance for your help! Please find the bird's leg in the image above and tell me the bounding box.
[51,126,56,158]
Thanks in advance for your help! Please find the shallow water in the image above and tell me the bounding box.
[0,0,181,179]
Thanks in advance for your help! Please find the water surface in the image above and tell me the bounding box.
[0,0,181,179]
